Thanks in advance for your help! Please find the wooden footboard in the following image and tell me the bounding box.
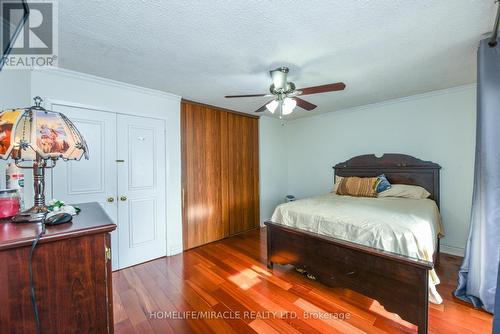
[265,221,433,334]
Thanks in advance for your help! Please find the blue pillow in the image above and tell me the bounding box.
[375,174,392,193]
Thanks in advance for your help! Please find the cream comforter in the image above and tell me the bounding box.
[271,193,444,304]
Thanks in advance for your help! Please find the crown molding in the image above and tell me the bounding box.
[31,67,182,102]
[287,83,477,123]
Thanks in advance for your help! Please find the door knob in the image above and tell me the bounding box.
[107,197,115,203]
[120,196,127,201]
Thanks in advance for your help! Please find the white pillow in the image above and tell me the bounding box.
[332,176,343,193]
[378,184,431,199]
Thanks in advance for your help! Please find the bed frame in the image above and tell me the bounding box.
[265,154,441,334]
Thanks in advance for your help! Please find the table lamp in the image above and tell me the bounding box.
[0,96,88,222]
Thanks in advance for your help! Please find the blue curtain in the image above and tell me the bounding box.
[454,38,500,313]
[494,261,500,331]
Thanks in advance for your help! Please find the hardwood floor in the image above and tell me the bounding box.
[113,228,493,334]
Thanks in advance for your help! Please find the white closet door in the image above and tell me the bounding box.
[116,114,166,268]
[50,103,119,269]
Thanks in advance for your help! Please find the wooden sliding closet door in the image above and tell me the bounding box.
[182,100,260,250]
[182,102,227,249]
[225,113,260,235]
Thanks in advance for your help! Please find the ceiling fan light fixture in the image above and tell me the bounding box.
[224,65,345,115]
[266,100,279,114]
[270,67,289,91]
[282,98,297,115]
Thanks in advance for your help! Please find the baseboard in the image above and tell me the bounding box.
[440,244,465,257]
[167,243,183,256]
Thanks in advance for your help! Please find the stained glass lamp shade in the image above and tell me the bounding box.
[0,97,88,222]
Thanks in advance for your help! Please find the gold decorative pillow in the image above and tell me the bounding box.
[336,176,378,197]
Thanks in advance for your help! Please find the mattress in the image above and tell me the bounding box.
[271,193,444,304]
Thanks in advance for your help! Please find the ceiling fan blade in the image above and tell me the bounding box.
[294,97,317,111]
[225,93,269,98]
[297,82,346,96]
[254,100,274,113]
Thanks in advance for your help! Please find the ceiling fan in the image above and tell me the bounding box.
[225,66,346,117]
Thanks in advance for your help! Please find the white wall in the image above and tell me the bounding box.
[282,85,476,255]
[0,70,31,190]
[259,116,288,223]
[0,70,31,110]
[29,69,183,256]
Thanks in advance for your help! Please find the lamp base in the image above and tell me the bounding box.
[12,205,49,223]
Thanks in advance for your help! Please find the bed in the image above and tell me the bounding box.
[265,154,442,334]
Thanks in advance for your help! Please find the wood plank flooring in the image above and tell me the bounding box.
[113,228,493,334]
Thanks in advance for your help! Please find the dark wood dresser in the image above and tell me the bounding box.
[0,202,116,333]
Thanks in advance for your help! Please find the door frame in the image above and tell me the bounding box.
[45,98,171,262]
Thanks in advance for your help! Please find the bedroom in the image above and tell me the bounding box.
[0,1,498,333]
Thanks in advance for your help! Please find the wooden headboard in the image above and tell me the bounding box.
[333,154,441,207]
